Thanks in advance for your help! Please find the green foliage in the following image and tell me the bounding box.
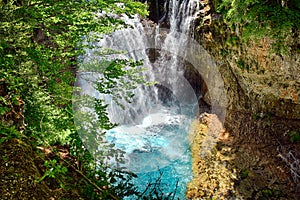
[236,58,249,71]
[0,125,22,144]
[217,0,300,54]
[262,188,273,197]
[36,159,68,183]
[93,59,146,108]
[240,169,249,179]
[260,188,283,199]
[25,88,75,145]
[0,0,147,145]
[0,0,151,199]
[289,130,300,143]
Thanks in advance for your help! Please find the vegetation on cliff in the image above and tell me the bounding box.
[216,0,300,54]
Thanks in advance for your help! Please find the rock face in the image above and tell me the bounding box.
[145,0,169,25]
[186,0,300,199]
[187,113,237,199]
[187,113,300,199]
[196,0,300,119]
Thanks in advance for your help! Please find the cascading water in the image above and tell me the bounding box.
[77,0,203,198]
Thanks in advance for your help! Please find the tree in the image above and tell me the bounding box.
[0,0,148,198]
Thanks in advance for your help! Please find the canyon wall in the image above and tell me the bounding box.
[197,0,300,121]
[186,0,300,199]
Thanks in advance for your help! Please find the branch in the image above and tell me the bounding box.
[38,142,119,200]
[62,159,119,200]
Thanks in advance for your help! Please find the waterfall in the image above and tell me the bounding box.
[76,0,206,198]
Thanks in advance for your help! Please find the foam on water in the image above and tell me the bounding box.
[106,104,193,197]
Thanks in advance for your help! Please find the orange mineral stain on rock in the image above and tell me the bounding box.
[187,113,238,199]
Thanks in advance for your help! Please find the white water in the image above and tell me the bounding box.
[77,0,203,198]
